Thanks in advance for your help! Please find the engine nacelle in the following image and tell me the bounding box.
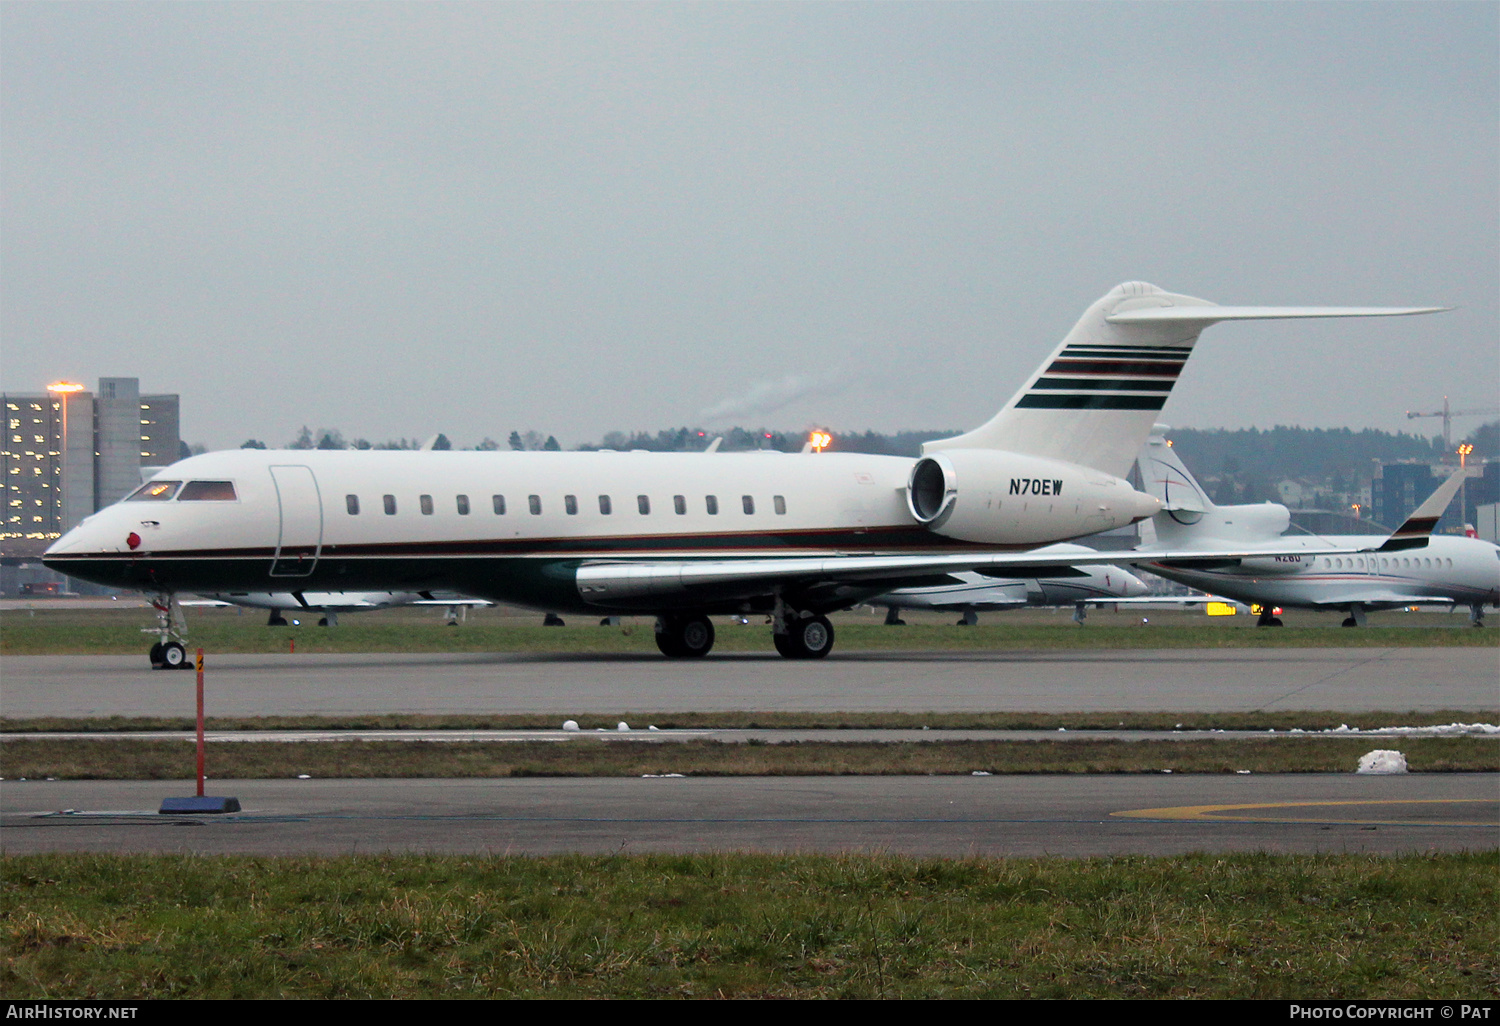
[906,449,1160,546]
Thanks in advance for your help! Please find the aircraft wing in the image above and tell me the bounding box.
[573,541,1413,605]
[574,484,1470,609]
[411,600,493,606]
[1295,590,1456,608]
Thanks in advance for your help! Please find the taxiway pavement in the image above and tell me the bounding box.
[3,774,1493,857]
[4,647,1497,719]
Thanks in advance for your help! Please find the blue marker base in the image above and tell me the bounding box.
[159,796,241,814]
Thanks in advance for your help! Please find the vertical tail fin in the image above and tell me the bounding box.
[1136,427,1291,546]
[924,283,1445,478]
[1139,428,1215,516]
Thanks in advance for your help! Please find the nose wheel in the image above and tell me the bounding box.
[150,641,189,669]
[145,594,194,669]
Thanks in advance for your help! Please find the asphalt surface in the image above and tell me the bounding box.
[4,645,1495,857]
[4,647,1497,718]
[3,774,1494,857]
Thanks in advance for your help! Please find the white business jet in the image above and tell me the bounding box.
[43,282,1444,667]
[869,543,1151,625]
[180,591,492,627]
[1135,432,1499,626]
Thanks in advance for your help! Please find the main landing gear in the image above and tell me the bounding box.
[1256,609,1283,628]
[655,614,715,658]
[773,612,835,659]
[146,593,194,670]
[1341,604,1368,628]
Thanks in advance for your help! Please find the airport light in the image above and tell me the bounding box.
[809,431,832,453]
[46,381,84,393]
[1458,443,1475,530]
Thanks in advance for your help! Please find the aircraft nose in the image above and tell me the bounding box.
[1123,572,1151,598]
[44,507,138,558]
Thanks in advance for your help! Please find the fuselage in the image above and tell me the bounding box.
[44,447,1154,615]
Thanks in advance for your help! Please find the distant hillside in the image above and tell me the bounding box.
[1162,426,1446,481]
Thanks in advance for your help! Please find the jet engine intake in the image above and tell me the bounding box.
[905,449,1159,546]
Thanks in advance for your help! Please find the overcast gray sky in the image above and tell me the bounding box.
[3,2,1495,450]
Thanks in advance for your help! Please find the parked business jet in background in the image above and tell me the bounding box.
[1135,432,1499,627]
[181,591,491,627]
[43,282,1444,666]
[870,543,1150,625]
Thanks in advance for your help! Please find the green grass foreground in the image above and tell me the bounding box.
[3,852,1495,998]
[4,737,1496,780]
[3,606,1495,656]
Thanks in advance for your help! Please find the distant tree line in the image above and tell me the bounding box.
[220,420,1495,502]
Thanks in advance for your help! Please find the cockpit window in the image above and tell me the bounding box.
[125,480,182,502]
[178,481,237,501]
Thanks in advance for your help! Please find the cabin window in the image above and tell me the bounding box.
[673,495,686,515]
[492,495,506,515]
[420,494,434,516]
[383,494,397,515]
[346,495,360,515]
[125,480,181,502]
[599,495,612,515]
[456,495,470,515]
[774,495,787,515]
[637,495,651,515]
[178,481,237,501]
[565,494,578,515]
[529,495,542,515]
[705,495,718,515]
[742,495,755,515]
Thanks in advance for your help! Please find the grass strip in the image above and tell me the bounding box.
[4,737,1496,780]
[3,710,1494,734]
[4,851,1495,998]
[3,617,1495,656]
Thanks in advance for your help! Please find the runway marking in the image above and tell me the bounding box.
[1113,799,1496,827]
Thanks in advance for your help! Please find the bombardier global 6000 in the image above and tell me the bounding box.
[42,282,1445,666]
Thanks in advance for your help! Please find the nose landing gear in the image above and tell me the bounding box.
[146,594,194,670]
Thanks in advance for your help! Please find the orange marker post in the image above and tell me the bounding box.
[195,649,206,797]
[158,649,240,815]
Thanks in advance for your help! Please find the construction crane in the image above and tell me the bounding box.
[1406,397,1500,450]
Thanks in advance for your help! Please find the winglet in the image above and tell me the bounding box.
[1378,470,1468,551]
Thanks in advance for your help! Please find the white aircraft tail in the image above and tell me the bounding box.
[1137,428,1290,546]
[924,282,1445,478]
[1379,469,1469,551]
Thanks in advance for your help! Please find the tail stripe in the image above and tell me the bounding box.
[1016,394,1168,411]
[1024,342,1184,412]
[1031,378,1176,393]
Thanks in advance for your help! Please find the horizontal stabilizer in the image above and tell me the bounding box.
[1106,305,1448,326]
[925,283,1446,478]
